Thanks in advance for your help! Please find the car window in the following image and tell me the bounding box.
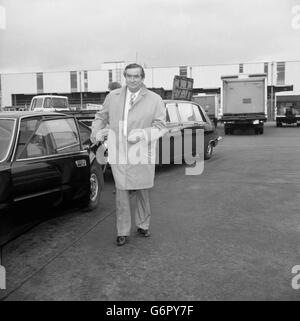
[197,105,211,124]
[52,98,68,109]
[78,121,91,146]
[166,103,179,123]
[177,103,196,122]
[44,98,51,108]
[16,118,46,159]
[36,98,44,108]
[16,117,81,159]
[192,104,205,122]
[31,98,37,110]
[46,118,80,154]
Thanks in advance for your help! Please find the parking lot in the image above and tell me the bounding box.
[1,122,300,301]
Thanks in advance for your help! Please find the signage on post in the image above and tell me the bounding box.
[172,75,194,101]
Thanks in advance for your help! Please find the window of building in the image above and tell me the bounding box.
[239,64,243,73]
[277,62,285,85]
[264,62,268,76]
[70,71,78,92]
[108,70,113,83]
[36,72,44,94]
[179,66,187,77]
[84,71,88,92]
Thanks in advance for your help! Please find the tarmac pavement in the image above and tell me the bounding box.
[1,122,300,300]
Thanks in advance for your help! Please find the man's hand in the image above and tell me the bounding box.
[95,128,109,142]
[127,129,145,143]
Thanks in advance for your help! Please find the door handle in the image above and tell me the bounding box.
[75,159,87,168]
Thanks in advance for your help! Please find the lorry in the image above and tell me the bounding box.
[192,94,219,127]
[220,74,267,135]
[275,97,300,127]
[29,95,99,127]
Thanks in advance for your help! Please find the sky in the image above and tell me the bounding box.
[0,0,300,73]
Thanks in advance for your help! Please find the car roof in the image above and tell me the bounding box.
[163,99,200,105]
[32,95,68,99]
[0,111,68,119]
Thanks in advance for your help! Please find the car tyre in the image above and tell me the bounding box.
[204,142,213,160]
[88,162,104,211]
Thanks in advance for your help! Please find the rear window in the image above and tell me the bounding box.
[51,98,68,109]
[177,103,196,122]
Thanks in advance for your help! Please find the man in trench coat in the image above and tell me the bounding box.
[91,63,167,246]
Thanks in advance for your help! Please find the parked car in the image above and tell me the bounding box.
[29,95,70,112]
[0,112,104,212]
[159,100,221,162]
[99,99,221,168]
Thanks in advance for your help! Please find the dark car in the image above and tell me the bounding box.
[0,112,104,213]
[158,100,221,163]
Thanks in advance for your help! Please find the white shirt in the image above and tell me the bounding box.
[123,88,141,136]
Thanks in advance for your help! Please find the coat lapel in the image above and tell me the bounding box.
[131,85,147,108]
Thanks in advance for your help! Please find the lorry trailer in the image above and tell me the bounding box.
[220,74,267,135]
[192,94,219,127]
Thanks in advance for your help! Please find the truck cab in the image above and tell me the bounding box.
[29,95,69,112]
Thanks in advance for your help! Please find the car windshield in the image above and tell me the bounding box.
[0,119,16,162]
[52,98,68,109]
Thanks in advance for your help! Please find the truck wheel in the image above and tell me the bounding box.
[204,142,213,160]
[88,162,104,211]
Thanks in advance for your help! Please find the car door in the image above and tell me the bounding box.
[11,116,90,205]
[157,103,182,165]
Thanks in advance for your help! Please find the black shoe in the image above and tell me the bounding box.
[137,228,150,237]
[116,236,128,246]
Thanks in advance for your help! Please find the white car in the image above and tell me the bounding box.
[29,95,70,112]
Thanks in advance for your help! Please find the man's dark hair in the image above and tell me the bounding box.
[123,63,145,79]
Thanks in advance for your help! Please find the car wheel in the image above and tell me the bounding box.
[88,162,104,211]
[204,142,213,160]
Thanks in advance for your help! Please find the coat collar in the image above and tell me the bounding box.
[114,85,147,108]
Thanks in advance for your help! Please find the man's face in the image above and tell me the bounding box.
[125,67,144,92]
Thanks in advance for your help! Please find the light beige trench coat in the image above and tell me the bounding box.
[91,85,166,190]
